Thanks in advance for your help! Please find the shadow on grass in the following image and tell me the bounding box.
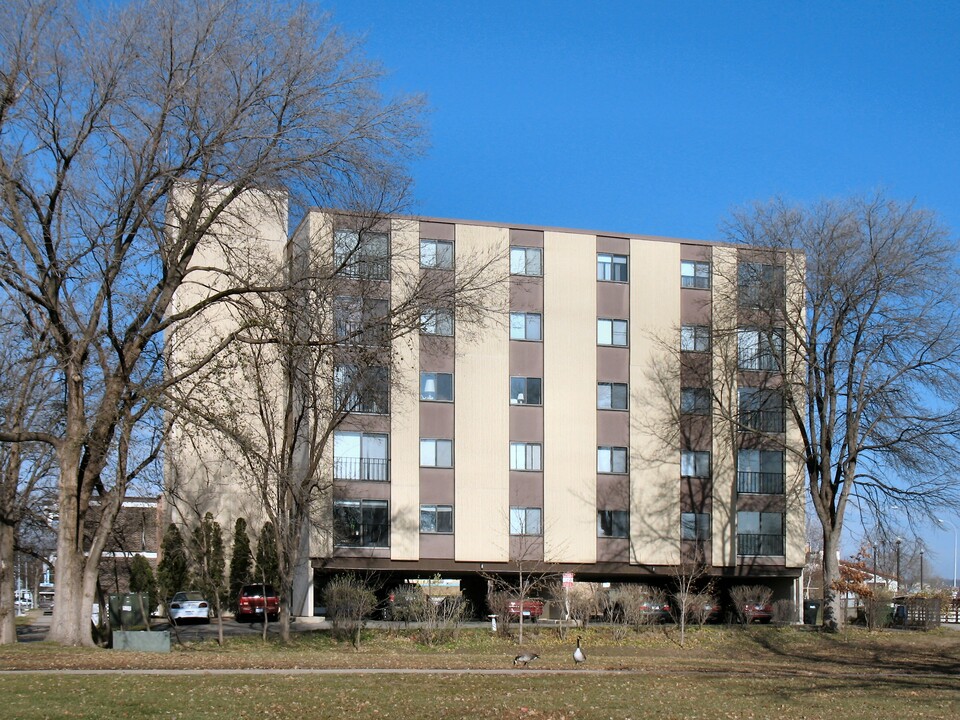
[738,624,960,684]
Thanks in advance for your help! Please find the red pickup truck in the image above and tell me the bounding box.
[506,599,544,621]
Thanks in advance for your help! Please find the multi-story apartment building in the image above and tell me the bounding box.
[169,195,806,618]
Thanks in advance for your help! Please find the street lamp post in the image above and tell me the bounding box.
[935,517,958,591]
[920,549,924,592]
[896,538,902,593]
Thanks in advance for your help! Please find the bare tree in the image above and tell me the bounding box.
[0,301,58,644]
[0,0,424,646]
[723,194,960,631]
[670,545,711,647]
[480,515,565,646]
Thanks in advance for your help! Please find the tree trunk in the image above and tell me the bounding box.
[48,538,91,646]
[0,521,16,644]
[280,604,291,644]
[47,454,92,646]
[821,528,842,632]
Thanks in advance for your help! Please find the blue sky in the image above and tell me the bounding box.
[329,0,960,580]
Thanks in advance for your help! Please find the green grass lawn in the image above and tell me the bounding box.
[2,625,958,719]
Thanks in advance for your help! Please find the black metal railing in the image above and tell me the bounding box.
[333,457,389,482]
[740,409,785,433]
[334,522,390,548]
[737,533,785,556]
[737,471,785,494]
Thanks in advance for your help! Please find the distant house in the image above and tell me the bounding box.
[85,496,164,596]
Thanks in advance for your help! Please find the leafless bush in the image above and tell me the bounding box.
[407,594,470,646]
[771,599,796,624]
[729,585,773,625]
[486,591,516,637]
[323,575,378,648]
[567,583,607,629]
[387,584,431,628]
[612,585,667,631]
[863,589,894,629]
[688,591,717,627]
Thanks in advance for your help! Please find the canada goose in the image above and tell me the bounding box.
[513,652,539,667]
[573,636,586,665]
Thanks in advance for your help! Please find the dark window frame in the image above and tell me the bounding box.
[598,509,630,538]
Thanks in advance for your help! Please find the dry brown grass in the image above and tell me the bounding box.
[2,625,958,719]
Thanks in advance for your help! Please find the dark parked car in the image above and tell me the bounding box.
[740,602,773,624]
[236,584,280,622]
[638,599,672,623]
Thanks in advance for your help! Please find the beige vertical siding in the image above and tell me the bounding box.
[710,246,739,569]
[168,187,288,534]
[629,240,681,566]
[455,225,510,561]
[390,218,422,560]
[784,253,807,568]
[543,231,597,564]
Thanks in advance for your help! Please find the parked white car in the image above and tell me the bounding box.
[167,591,211,624]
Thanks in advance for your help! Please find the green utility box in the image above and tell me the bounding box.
[108,593,151,630]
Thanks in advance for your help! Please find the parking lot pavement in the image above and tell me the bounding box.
[13,611,338,643]
[14,612,504,643]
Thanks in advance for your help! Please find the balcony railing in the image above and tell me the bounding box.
[334,522,390,547]
[337,258,390,281]
[336,392,389,415]
[740,410,785,433]
[737,471,785,494]
[737,533,785,556]
[333,457,389,482]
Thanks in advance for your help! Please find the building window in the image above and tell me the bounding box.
[333,431,389,481]
[597,318,628,347]
[738,328,784,371]
[597,382,628,410]
[420,439,453,468]
[510,442,542,471]
[681,325,711,352]
[738,262,785,308]
[739,387,785,432]
[510,376,542,405]
[681,260,711,289]
[510,247,542,276]
[597,253,628,282]
[597,446,628,474]
[737,449,785,494]
[420,239,454,269]
[680,450,710,478]
[680,387,711,415]
[334,229,389,280]
[420,504,454,533]
[598,510,629,538]
[510,312,542,341]
[420,372,454,402]
[737,511,785,556]
[681,512,710,541]
[333,499,389,547]
[510,506,542,535]
[334,296,389,345]
[334,365,389,414]
[421,308,455,336]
